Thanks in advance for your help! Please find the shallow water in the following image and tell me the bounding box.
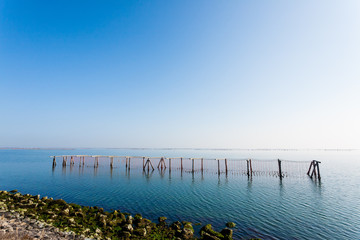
[0,149,359,239]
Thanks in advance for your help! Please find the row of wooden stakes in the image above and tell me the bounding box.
[51,155,321,180]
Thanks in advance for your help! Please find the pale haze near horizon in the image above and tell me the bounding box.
[1,1,359,149]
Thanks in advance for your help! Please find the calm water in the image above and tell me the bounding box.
[0,149,359,239]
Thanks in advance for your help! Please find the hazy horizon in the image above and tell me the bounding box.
[1,1,359,149]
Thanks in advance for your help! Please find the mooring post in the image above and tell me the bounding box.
[181,158,183,172]
[225,158,228,175]
[82,156,85,166]
[249,159,253,176]
[201,158,204,173]
[316,161,321,180]
[125,157,128,169]
[62,156,66,167]
[110,157,113,169]
[169,158,171,172]
[143,157,145,170]
[192,158,194,173]
[278,159,282,179]
[52,156,56,167]
[71,156,74,166]
[128,157,131,170]
[217,159,220,175]
[247,159,250,176]
[147,158,150,172]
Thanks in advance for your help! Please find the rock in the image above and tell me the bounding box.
[226,222,236,228]
[133,227,146,236]
[170,221,182,230]
[62,208,70,215]
[158,216,167,222]
[200,224,224,239]
[95,228,102,234]
[122,231,131,238]
[221,228,233,240]
[123,224,134,232]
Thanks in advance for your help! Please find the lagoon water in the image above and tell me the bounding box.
[0,149,359,239]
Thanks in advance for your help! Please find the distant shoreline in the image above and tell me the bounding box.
[0,147,358,151]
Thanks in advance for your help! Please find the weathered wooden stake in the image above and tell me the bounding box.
[217,159,220,175]
[249,159,253,176]
[62,156,66,167]
[128,157,131,170]
[125,157,128,169]
[181,158,183,172]
[225,158,228,175]
[316,161,321,180]
[201,158,203,173]
[52,156,56,167]
[169,158,171,172]
[278,159,282,179]
[247,159,250,176]
[110,157,113,168]
[143,157,145,170]
[192,158,194,173]
[307,160,313,175]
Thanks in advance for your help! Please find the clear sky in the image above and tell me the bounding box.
[1,0,359,149]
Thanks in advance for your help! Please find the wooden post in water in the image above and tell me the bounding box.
[62,156,66,167]
[316,161,321,180]
[169,158,171,172]
[181,158,183,172]
[125,157,128,169]
[71,156,74,166]
[247,159,250,177]
[128,157,131,170]
[217,159,220,175]
[201,158,203,173]
[249,159,253,176]
[225,158,228,175]
[52,156,56,167]
[192,158,194,173]
[82,156,85,166]
[278,159,282,179]
[110,157,113,169]
[143,157,145,170]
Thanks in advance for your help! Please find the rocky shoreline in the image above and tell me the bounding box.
[0,190,258,239]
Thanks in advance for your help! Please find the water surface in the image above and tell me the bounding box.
[0,149,359,239]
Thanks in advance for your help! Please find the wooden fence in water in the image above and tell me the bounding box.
[50,155,321,180]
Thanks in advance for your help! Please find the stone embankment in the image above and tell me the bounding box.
[0,190,245,240]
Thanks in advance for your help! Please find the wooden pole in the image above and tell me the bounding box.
[192,158,194,173]
[181,158,183,172]
[201,158,203,173]
[143,157,145,170]
[217,159,220,175]
[147,159,150,172]
[52,156,56,167]
[247,159,250,176]
[249,159,253,176]
[126,157,128,169]
[225,158,228,175]
[307,161,313,175]
[63,156,66,167]
[110,157,113,168]
[316,161,321,180]
[169,158,171,172]
[278,159,282,179]
[82,156,85,166]
[128,157,131,170]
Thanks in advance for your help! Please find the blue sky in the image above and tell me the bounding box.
[1,0,359,148]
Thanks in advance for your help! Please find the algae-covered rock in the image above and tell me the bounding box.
[221,228,233,240]
[200,224,224,239]
[158,216,167,222]
[226,222,236,228]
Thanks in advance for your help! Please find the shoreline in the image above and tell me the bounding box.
[0,190,245,240]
